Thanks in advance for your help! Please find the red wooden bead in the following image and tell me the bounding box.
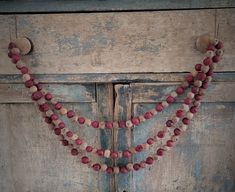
[54,128,61,135]
[186,75,194,83]
[182,118,190,125]
[92,163,101,171]
[81,156,90,164]
[120,166,128,173]
[58,122,65,129]
[176,87,185,95]
[110,151,118,159]
[135,145,143,152]
[78,117,85,124]
[176,110,184,118]
[91,121,99,128]
[62,139,69,146]
[156,148,164,156]
[39,103,49,112]
[44,117,52,124]
[67,110,75,118]
[166,140,174,147]
[146,156,154,165]
[190,106,198,113]
[75,138,82,145]
[25,79,34,88]
[144,111,153,119]
[147,138,154,145]
[45,93,52,100]
[51,114,58,121]
[8,42,17,50]
[71,148,78,156]
[166,120,173,127]
[156,103,164,112]
[66,131,73,137]
[203,57,212,66]
[123,150,132,158]
[195,94,202,101]
[215,41,223,49]
[174,128,181,136]
[157,131,165,138]
[55,103,62,110]
[8,52,13,58]
[20,67,28,74]
[86,146,93,152]
[195,63,202,71]
[131,117,140,125]
[191,86,199,94]
[197,72,207,81]
[105,121,113,129]
[184,98,192,105]
[206,68,213,76]
[133,163,141,171]
[31,91,43,101]
[96,149,104,156]
[35,83,43,91]
[212,55,220,63]
[166,95,175,104]
[207,44,216,51]
[202,82,209,89]
[106,167,114,174]
[11,54,20,64]
[118,120,126,128]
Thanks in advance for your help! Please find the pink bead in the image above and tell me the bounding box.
[166,140,174,147]
[166,120,173,127]
[118,120,126,128]
[78,117,85,124]
[156,148,164,156]
[197,72,207,81]
[81,156,90,164]
[106,167,114,174]
[55,103,62,110]
[157,131,165,138]
[92,163,101,171]
[66,131,73,137]
[144,111,153,119]
[166,95,175,104]
[131,117,140,125]
[75,138,82,145]
[105,121,113,129]
[67,110,75,118]
[25,79,34,88]
[58,122,65,129]
[110,152,118,159]
[54,128,61,135]
[212,55,220,63]
[203,57,212,66]
[11,54,20,64]
[190,106,198,113]
[176,110,184,118]
[96,149,104,156]
[176,87,185,95]
[186,75,194,83]
[86,146,93,152]
[135,145,143,152]
[123,150,132,158]
[62,139,69,146]
[156,103,164,112]
[195,63,202,71]
[215,41,223,49]
[147,138,154,145]
[20,67,28,74]
[71,148,78,156]
[182,118,190,125]
[45,93,52,100]
[51,114,59,121]
[91,121,99,128]
[133,163,141,171]
[174,128,181,136]
[146,156,154,165]
[39,103,49,112]
[31,91,43,101]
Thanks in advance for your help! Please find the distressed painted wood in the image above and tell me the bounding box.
[2,10,235,75]
[0,0,234,13]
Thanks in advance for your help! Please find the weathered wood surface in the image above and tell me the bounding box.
[0,9,235,75]
[0,0,234,13]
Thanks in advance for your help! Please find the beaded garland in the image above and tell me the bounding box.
[7,37,224,174]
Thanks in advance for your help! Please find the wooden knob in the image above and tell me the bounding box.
[13,37,33,55]
[196,34,213,53]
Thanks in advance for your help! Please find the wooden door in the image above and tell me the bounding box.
[0,3,235,192]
